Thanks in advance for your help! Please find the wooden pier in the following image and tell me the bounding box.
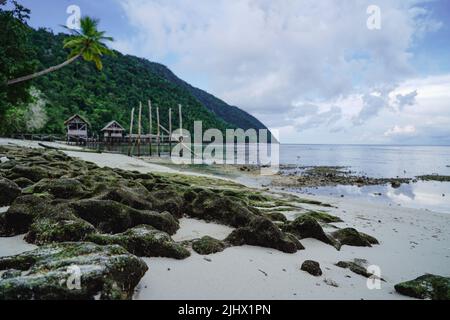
[10,100,185,157]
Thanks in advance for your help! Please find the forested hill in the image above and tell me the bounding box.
[145,63,269,133]
[15,27,269,135]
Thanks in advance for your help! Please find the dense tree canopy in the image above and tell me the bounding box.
[0,1,268,137]
[0,0,37,132]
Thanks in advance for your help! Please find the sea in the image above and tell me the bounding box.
[93,142,450,214]
[279,144,450,214]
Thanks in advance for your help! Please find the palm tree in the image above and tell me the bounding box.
[7,16,114,85]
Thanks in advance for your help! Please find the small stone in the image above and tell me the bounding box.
[301,260,322,277]
[324,278,339,287]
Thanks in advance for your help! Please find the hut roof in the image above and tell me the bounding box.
[64,114,90,126]
[101,120,125,132]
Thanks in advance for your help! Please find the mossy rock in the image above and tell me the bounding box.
[395,274,450,300]
[25,178,87,199]
[0,242,148,300]
[186,190,258,228]
[303,211,343,223]
[301,260,322,276]
[70,199,179,235]
[226,217,304,254]
[0,178,21,206]
[87,225,190,259]
[8,165,51,182]
[335,260,384,281]
[100,186,154,211]
[149,189,185,218]
[282,216,337,248]
[192,236,226,255]
[12,177,34,189]
[331,228,378,248]
[1,195,53,236]
[264,211,288,223]
[25,217,96,245]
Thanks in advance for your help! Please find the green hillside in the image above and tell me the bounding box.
[1,16,269,137]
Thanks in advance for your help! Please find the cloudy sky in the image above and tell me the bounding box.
[17,0,450,144]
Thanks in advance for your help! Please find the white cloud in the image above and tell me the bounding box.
[115,0,447,144]
[384,125,417,137]
[396,90,418,110]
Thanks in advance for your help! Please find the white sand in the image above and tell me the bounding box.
[172,218,235,242]
[2,138,449,299]
[0,138,175,174]
[134,198,450,300]
[0,235,37,258]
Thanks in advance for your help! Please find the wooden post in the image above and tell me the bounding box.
[156,107,161,157]
[137,102,142,157]
[168,108,172,157]
[148,100,153,156]
[128,107,135,156]
[178,104,183,130]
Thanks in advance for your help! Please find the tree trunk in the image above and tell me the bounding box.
[7,53,82,85]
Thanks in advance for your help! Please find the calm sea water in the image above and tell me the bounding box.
[280,144,450,214]
[92,142,450,213]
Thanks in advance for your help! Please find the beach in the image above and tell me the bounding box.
[1,139,449,300]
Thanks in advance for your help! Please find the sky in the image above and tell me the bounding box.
[12,0,450,145]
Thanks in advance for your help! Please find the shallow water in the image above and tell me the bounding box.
[279,145,450,214]
[292,181,450,214]
[280,144,450,178]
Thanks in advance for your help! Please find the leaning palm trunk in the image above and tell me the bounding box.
[7,53,82,85]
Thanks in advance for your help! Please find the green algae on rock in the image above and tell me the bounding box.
[335,259,384,281]
[87,225,190,259]
[303,211,343,223]
[70,199,179,235]
[192,236,226,255]
[226,217,304,253]
[0,242,148,300]
[186,189,258,228]
[395,274,450,300]
[331,228,379,248]
[0,178,21,206]
[282,216,337,248]
[301,260,322,277]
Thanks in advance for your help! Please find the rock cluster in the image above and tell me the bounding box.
[0,146,381,299]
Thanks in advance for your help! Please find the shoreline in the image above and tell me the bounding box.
[1,138,449,300]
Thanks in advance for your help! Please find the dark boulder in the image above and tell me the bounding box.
[1,195,52,236]
[13,177,34,189]
[0,178,21,206]
[395,274,450,300]
[150,189,185,218]
[226,217,304,253]
[192,236,226,255]
[8,165,50,182]
[70,199,179,235]
[282,216,337,248]
[88,225,190,259]
[301,260,322,276]
[100,186,153,211]
[25,216,96,245]
[0,242,148,300]
[335,260,384,281]
[264,211,288,223]
[331,228,379,248]
[27,178,87,199]
[187,190,257,228]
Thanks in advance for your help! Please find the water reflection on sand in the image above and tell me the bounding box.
[297,181,450,214]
